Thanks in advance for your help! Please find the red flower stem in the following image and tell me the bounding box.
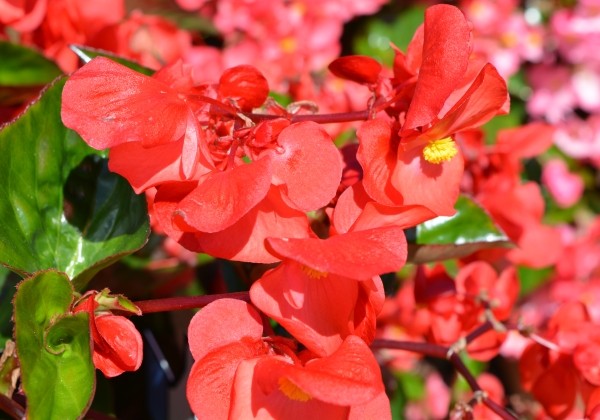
[371,339,447,358]
[484,398,518,420]
[371,339,517,420]
[132,292,250,314]
[244,110,371,124]
[0,395,24,420]
[463,320,494,344]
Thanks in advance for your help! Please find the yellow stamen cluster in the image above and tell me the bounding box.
[278,377,312,402]
[301,265,328,279]
[422,137,458,164]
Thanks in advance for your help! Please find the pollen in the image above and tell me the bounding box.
[422,137,458,164]
[301,265,328,279]
[278,377,312,402]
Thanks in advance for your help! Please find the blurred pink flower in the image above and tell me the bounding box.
[554,116,600,166]
[527,64,577,123]
[542,159,584,208]
[551,4,600,66]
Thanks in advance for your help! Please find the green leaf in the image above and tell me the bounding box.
[0,78,150,290]
[69,45,154,75]
[518,266,553,297]
[14,271,94,420]
[407,195,511,264]
[353,6,425,66]
[0,41,62,86]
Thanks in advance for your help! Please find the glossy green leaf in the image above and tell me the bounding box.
[407,195,510,264]
[0,78,150,290]
[14,271,94,420]
[69,45,154,75]
[0,41,62,86]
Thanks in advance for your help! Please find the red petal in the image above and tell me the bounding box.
[391,145,464,216]
[218,65,269,111]
[403,4,471,131]
[352,203,436,231]
[466,329,506,361]
[250,262,358,356]
[266,227,407,279]
[328,55,382,85]
[175,157,272,233]
[495,122,555,158]
[93,315,143,378]
[349,391,392,420]
[532,358,577,419]
[230,358,349,419]
[108,140,184,193]
[255,336,384,405]
[332,182,371,234]
[356,119,403,206]
[187,342,267,419]
[188,299,263,361]
[507,224,562,268]
[269,122,343,211]
[421,64,509,141]
[61,57,188,149]
[185,186,311,263]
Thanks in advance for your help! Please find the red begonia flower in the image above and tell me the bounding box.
[250,226,405,356]
[73,294,143,378]
[228,336,388,419]
[357,118,464,216]
[92,315,144,377]
[455,262,519,321]
[328,55,382,85]
[186,300,388,419]
[218,65,269,111]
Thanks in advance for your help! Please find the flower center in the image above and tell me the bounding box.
[422,137,457,164]
[301,265,328,279]
[278,377,312,402]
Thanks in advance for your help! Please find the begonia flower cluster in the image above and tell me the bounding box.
[59,4,512,418]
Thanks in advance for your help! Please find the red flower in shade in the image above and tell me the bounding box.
[519,302,599,419]
[186,299,388,419]
[357,5,508,216]
[72,290,143,378]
